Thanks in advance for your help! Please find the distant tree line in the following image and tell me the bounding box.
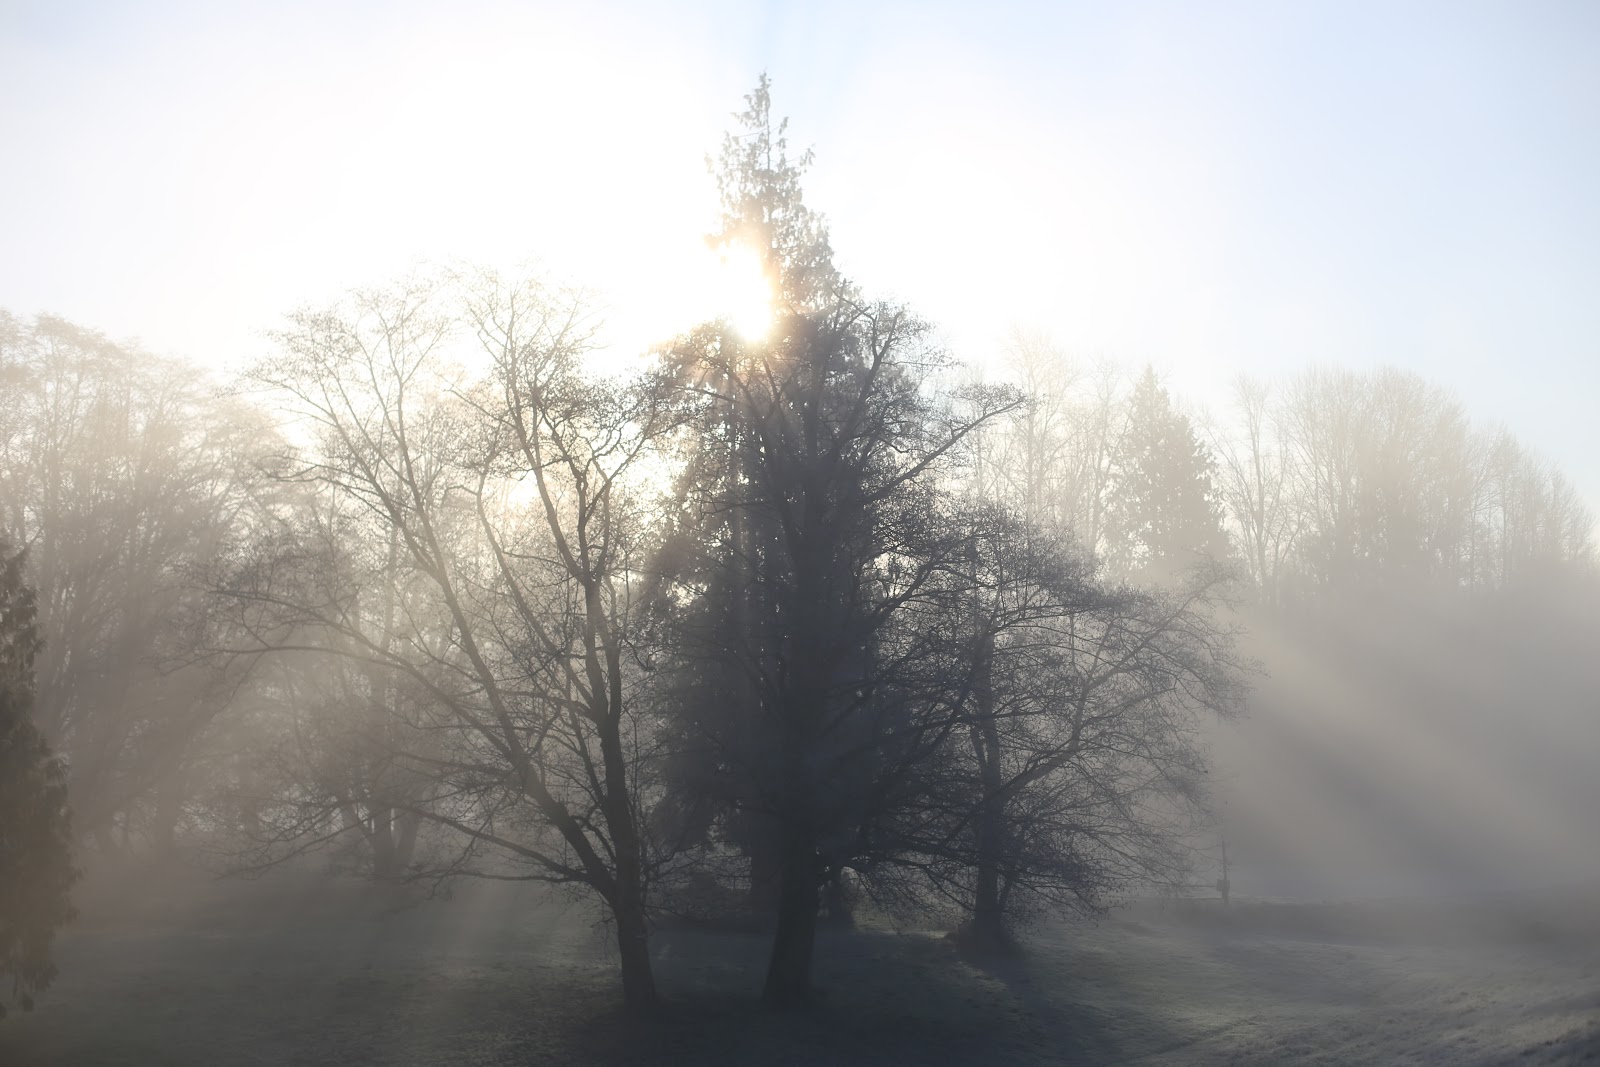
[966,340,1591,601]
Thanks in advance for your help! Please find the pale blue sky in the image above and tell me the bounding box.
[3,0,1597,516]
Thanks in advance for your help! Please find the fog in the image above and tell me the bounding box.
[3,4,1599,1065]
[1217,587,1600,899]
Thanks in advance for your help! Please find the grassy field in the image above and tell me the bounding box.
[2,867,1597,1065]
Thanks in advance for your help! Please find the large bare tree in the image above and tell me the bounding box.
[230,274,683,1008]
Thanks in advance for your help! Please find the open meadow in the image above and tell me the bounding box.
[2,867,1597,1066]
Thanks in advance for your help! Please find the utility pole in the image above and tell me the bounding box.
[1216,838,1231,906]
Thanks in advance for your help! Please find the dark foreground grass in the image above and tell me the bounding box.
[2,866,1598,1065]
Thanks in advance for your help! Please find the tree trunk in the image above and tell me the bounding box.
[606,787,657,1011]
[595,689,658,1011]
[747,817,782,921]
[969,735,1012,952]
[760,494,831,1006]
[966,625,1012,954]
[613,874,657,1010]
[762,826,820,1007]
[969,857,1009,952]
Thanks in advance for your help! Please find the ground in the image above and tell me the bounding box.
[2,867,1597,1065]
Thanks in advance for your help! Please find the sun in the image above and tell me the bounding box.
[709,240,775,341]
[598,231,779,354]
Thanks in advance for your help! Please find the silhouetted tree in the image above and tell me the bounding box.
[659,79,1022,1005]
[227,274,683,1008]
[877,511,1247,953]
[0,537,78,1019]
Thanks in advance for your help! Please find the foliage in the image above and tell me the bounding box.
[0,312,268,850]
[0,537,78,1018]
[652,78,1236,998]
[1103,366,1229,581]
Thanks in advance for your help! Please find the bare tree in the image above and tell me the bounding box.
[863,511,1248,953]
[1261,366,1592,599]
[0,312,270,852]
[229,274,683,1009]
[977,335,1127,558]
[1212,376,1299,604]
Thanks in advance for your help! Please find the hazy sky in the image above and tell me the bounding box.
[4,0,1597,516]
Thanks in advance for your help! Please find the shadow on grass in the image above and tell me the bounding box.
[40,869,1558,1066]
[546,924,1174,1065]
[961,931,1172,1065]
[1,881,1182,1066]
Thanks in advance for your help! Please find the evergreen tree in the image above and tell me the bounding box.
[0,537,78,1018]
[1105,366,1228,581]
[660,78,1020,1005]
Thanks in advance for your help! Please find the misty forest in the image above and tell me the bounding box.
[5,12,1600,1067]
